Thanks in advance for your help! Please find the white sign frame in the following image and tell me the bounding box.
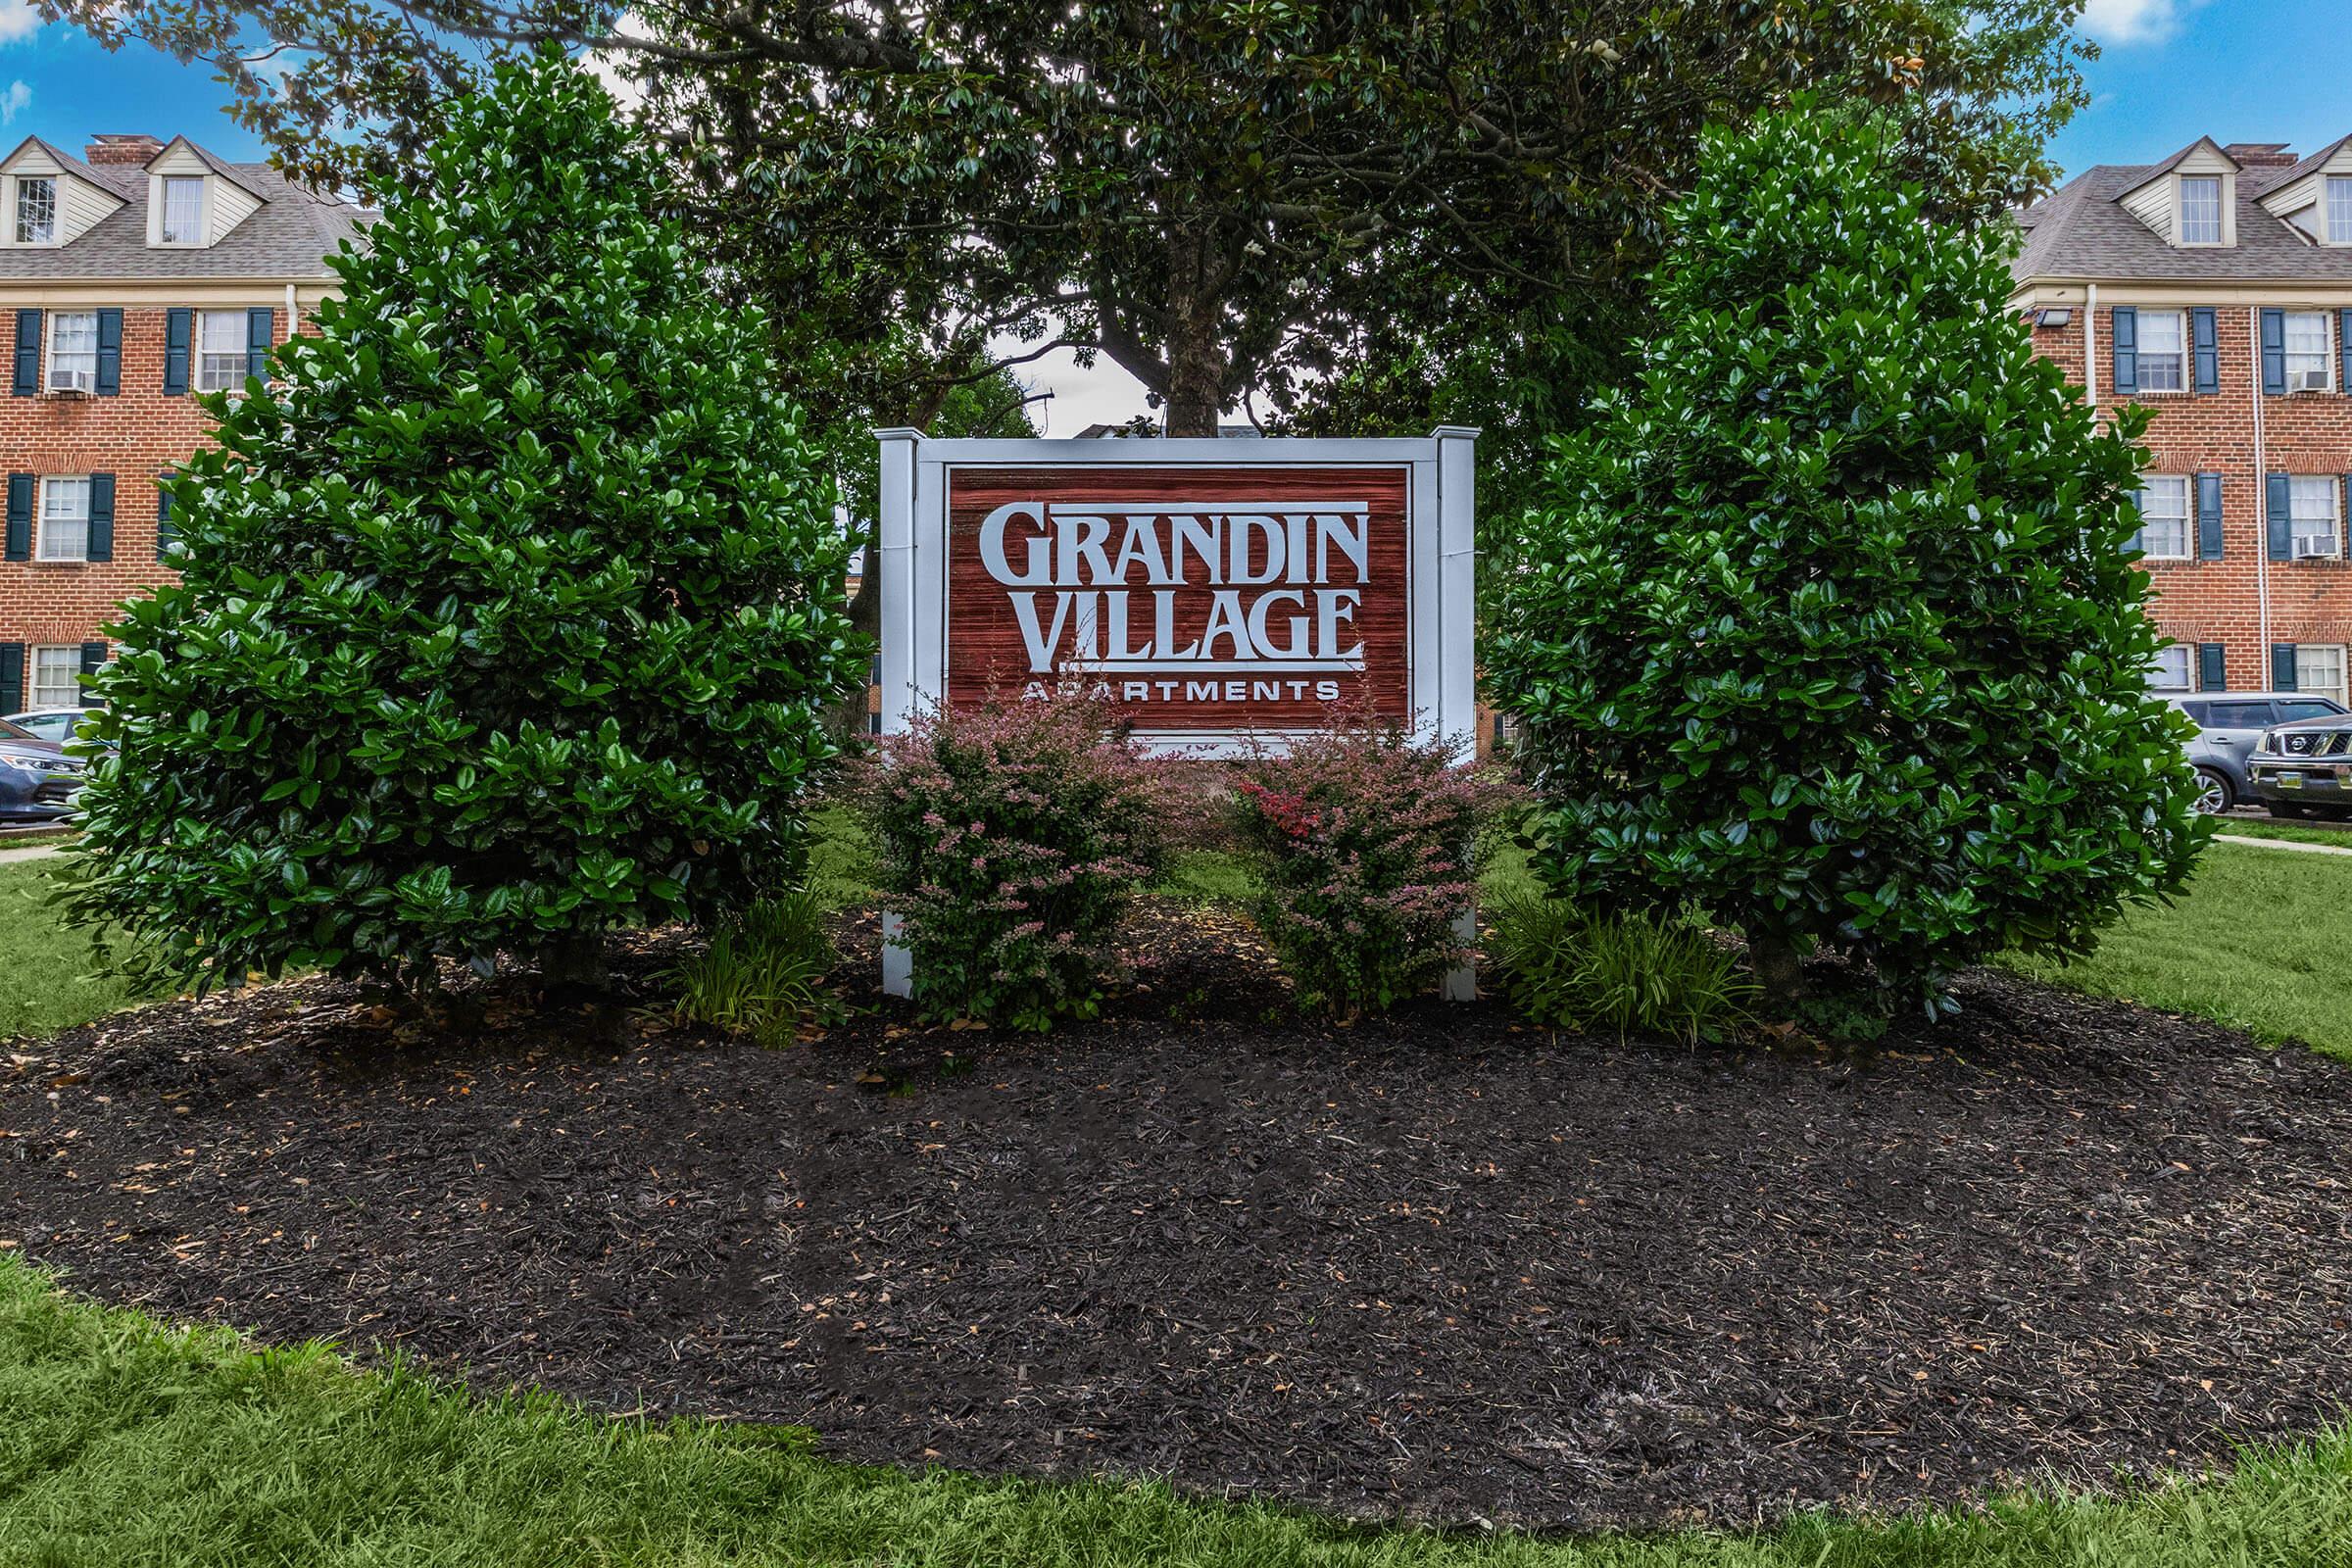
[874,428,1482,999]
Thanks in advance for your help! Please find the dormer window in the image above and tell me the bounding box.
[158,174,203,244]
[2329,176,2352,244]
[2180,175,2224,244]
[13,175,52,244]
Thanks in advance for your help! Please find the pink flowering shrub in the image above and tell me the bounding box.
[851,692,1179,1031]
[1231,716,1514,1019]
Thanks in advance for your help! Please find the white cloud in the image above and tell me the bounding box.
[2078,0,2211,45]
[0,80,29,127]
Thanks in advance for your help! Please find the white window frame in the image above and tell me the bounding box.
[2328,175,2352,246]
[2282,311,2333,392]
[2296,644,2349,707]
[195,309,247,392]
[2179,175,2225,246]
[2146,645,2192,692]
[33,475,91,563]
[2135,309,2187,393]
[2288,475,2341,560]
[28,645,81,709]
[2135,475,2192,560]
[157,174,205,246]
[43,310,98,394]
[12,174,55,246]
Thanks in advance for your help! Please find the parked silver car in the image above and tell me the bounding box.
[2165,692,2349,814]
[2246,709,2352,817]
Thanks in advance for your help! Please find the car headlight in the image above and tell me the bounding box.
[2259,729,2277,755]
[8,757,78,776]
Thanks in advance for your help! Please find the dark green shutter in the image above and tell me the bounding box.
[2261,308,2286,395]
[245,307,273,380]
[2198,643,2227,692]
[4,473,27,562]
[2124,487,2145,557]
[2191,307,2219,394]
[76,642,105,707]
[85,473,113,563]
[163,308,191,395]
[2341,310,2352,393]
[2268,472,2292,561]
[94,308,122,396]
[0,644,21,711]
[2275,644,2299,691]
[2196,472,2224,559]
[11,309,38,396]
[156,474,175,562]
[2110,306,2137,395]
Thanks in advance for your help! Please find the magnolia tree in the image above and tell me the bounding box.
[1489,105,2206,1017]
[65,49,862,996]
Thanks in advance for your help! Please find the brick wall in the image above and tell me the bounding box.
[0,303,285,709]
[2030,304,2352,696]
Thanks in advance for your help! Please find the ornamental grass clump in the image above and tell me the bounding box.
[1486,895,1756,1047]
[853,693,1178,1032]
[1231,717,1511,1020]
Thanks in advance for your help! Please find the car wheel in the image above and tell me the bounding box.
[2192,767,2232,814]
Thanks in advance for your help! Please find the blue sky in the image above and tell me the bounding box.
[0,0,2338,428]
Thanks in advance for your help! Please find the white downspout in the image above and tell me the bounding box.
[2084,283,2100,410]
[2252,305,2271,662]
[284,282,298,335]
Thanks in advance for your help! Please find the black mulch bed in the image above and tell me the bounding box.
[4,901,2352,1530]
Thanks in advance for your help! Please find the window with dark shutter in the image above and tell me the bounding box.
[163,308,191,395]
[2198,643,2227,692]
[3,473,28,562]
[2273,644,2298,691]
[85,473,114,563]
[2196,473,2224,559]
[11,308,39,397]
[94,309,122,396]
[2191,308,2219,394]
[2267,472,2292,561]
[2110,306,2137,395]
[2261,308,2287,396]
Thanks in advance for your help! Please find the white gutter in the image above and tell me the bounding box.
[2252,305,2271,659]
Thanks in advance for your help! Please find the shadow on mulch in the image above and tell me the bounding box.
[3,898,2350,1531]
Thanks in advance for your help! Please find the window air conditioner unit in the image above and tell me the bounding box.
[2296,544,2338,560]
[2290,368,2332,392]
[47,368,90,395]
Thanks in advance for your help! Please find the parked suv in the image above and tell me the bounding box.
[2246,709,2352,817]
[2166,692,2349,814]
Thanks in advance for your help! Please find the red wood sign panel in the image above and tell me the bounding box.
[945,464,1411,729]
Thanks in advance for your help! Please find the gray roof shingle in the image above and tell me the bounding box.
[2013,150,2352,285]
[0,143,367,281]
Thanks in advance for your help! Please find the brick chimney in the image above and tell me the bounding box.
[2222,142,2298,170]
[83,133,165,167]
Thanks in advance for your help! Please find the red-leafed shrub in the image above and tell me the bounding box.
[851,693,1180,1031]
[1231,717,1514,1019]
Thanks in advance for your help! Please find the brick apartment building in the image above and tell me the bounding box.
[0,131,365,715]
[2010,135,2352,703]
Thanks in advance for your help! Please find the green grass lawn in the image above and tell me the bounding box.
[1,1254,2348,1567]
[1998,838,2352,1061]
[0,856,132,1041]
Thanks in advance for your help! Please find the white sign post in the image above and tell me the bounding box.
[874,428,1481,1001]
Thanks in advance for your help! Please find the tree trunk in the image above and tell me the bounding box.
[539,931,610,994]
[1744,925,1806,1013]
[1161,223,1225,438]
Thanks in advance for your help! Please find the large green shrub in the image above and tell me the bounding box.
[1488,104,2205,1016]
[64,48,861,996]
